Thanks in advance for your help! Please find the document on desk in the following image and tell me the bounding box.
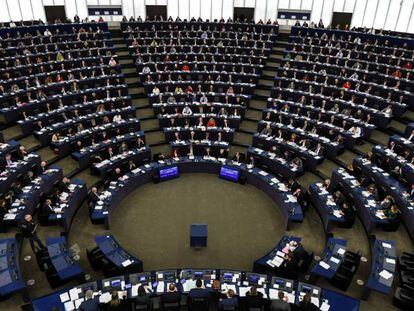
[311,297,320,307]
[59,292,70,302]
[272,256,284,267]
[121,259,132,267]
[238,286,249,297]
[74,298,84,309]
[156,281,165,293]
[379,270,393,280]
[337,248,345,256]
[69,288,79,301]
[64,300,75,311]
[99,292,112,303]
[320,301,331,311]
[319,261,330,270]
[131,284,139,297]
[183,279,197,292]
[330,257,340,264]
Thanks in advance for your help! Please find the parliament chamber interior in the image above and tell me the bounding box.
[1,0,414,310]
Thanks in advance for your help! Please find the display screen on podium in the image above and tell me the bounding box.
[219,166,239,182]
[159,166,179,181]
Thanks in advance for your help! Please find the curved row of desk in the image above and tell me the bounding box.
[30,267,359,311]
[90,157,303,229]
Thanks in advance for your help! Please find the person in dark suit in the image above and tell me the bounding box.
[79,290,100,311]
[88,187,100,206]
[41,199,54,217]
[57,177,70,193]
[188,279,210,299]
[246,286,264,308]
[39,161,48,174]
[21,214,45,252]
[219,289,238,310]
[270,291,290,311]
[161,283,181,304]
[112,168,123,181]
[299,293,318,310]
[232,152,242,163]
[287,179,300,193]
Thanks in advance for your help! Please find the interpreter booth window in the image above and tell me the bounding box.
[146,5,167,20]
[233,7,255,21]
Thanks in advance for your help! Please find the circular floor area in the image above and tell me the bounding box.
[109,173,285,270]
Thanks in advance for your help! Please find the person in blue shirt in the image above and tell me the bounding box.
[79,290,100,311]
[219,289,238,310]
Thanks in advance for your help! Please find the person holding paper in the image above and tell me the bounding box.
[136,285,152,308]
[78,290,99,311]
[219,289,238,310]
[270,291,290,311]
[161,283,181,304]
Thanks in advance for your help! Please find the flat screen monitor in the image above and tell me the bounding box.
[159,166,179,181]
[219,166,239,182]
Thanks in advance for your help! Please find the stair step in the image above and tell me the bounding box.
[117,51,129,57]
[263,70,276,77]
[258,79,274,87]
[137,108,155,119]
[403,110,414,122]
[239,120,258,133]
[245,110,262,121]
[1,125,21,141]
[254,89,271,97]
[249,99,266,110]
[129,87,145,95]
[140,119,160,131]
[119,59,133,65]
[145,130,166,145]
[121,67,136,74]
[233,131,252,146]
[132,98,150,108]
[388,120,407,134]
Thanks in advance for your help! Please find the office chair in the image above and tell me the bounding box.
[134,301,153,311]
[188,297,209,311]
[393,287,414,310]
[160,301,180,311]
[220,305,237,311]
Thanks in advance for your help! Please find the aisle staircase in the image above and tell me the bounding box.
[109,29,169,156]
[230,30,290,156]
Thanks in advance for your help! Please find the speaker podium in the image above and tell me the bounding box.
[190,224,208,247]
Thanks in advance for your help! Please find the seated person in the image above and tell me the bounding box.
[79,289,100,311]
[103,290,127,311]
[271,291,290,311]
[161,283,181,304]
[188,279,210,306]
[246,286,264,308]
[219,289,238,310]
[136,285,152,307]
[299,293,318,311]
